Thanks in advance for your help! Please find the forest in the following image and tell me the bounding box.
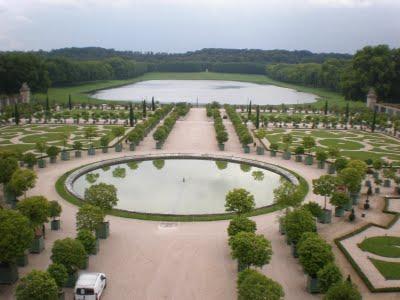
[0,45,399,103]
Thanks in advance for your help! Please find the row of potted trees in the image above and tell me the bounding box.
[224,105,253,153]
[211,108,228,150]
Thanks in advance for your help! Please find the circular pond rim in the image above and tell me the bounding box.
[57,153,308,222]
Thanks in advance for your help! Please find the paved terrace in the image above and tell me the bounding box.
[0,108,399,300]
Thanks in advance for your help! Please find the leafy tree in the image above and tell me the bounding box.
[281,133,292,151]
[46,146,60,158]
[84,183,118,212]
[76,204,105,232]
[316,149,328,162]
[302,136,316,153]
[230,232,272,269]
[16,270,58,300]
[334,157,348,172]
[312,175,337,209]
[317,263,343,293]
[76,229,97,254]
[100,136,110,148]
[0,156,18,184]
[338,167,362,193]
[330,192,350,208]
[285,208,316,243]
[51,238,87,274]
[347,160,368,178]
[227,216,257,238]
[111,126,125,140]
[22,153,37,167]
[72,141,82,151]
[17,195,50,229]
[324,281,362,300]
[273,181,303,208]
[302,202,323,218]
[47,263,68,289]
[0,209,34,263]
[48,200,62,220]
[8,168,37,198]
[225,188,255,215]
[237,269,284,300]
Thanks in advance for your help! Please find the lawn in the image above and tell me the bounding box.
[34,72,363,109]
[359,236,400,258]
[369,258,400,280]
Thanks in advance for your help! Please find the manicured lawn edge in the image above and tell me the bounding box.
[55,160,308,222]
[334,196,400,293]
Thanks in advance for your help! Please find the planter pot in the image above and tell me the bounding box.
[327,164,336,174]
[307,276,320,294]
[384,179,391,187]
[344,200,353,211]
[291,242,298,258]
[243,145,250,153]
[350,193,360,205]
[304,155,313,165]
[88,148,96,156]
[365,180,371,187]
[64,272,78,288]
[50,156,57,164]
[279,219,286,235]
[61,151,70,161]
[16,252,29,267]
[270,150,277,157]
[115,143,123,152]
[91,239,100,255]
[318,209,332,224]
[96,221,110,239]
[335,206,345,217]
[38,158,46,168]
[317,161,325,169]
[0,263,18,284]
[75,150,82,158]
[129,143,135,151]
[295,155,303,162]
[4,190,16,204]
[256,146,264,155]
[375,187,380,194]
[51,219,60,231]
[156,141,163,149]
[102,147,108,153]
[218,143,225,151]
[29,235,45,254]
[283,151,291,160]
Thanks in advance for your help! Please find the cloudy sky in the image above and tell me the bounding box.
[0,0,399,54]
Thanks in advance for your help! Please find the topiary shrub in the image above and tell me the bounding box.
[225,188,255,215]
[47,263,68,290]
[51,238,87,274]
[76,230,97,254]
[227,216,256,238]
[15,270,58,300]
[285,208,316,243]
[237,269,284,300]
[317,263,343,293]
[324,281,362,300]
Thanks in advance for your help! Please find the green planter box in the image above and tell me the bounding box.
[218,143,225,151]
[156,141,163,149]
[256,146,264,155]
[115,143,123,152]
[270,150,277,157]
[335,206,345,217]
[129,143,135,151]
[102,147,108,153]
[283,151,291,160]
[344,200,353,211]
[279,219,286,235]
[0,263,18,284]
[243,145,250,153]
[16,252,29,267]
[4,190,16,204]
[29,235,45,254]
[291,243,298,258]
[91,239,100,255]
[304,155,313,165]
[375,187,380,194]
[61,151,70,161]
[88,148,96,156]
[50,156,57,164]
[96,221,110,239]
[38,159,46,168]
[327,164,336,174]
[306,276,320,294]
[64,272,78,288]
[318,209,332,224]
[51,219,60,230]
[384,179,391,187]
[295,155,303,162]
[75,151,82,158]
[317,161,325,169]
[350,193,360,205]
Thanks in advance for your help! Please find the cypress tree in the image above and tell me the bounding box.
[129,103,134,127]
[255,105,260,129]
[248,100,252,119]
[14,103,20,125]
[371,108,377,133]
[151,97,155,111]
[143,100,147,118]
[345,102,349,128]
[68,94,72,110]
[324,100,328,115]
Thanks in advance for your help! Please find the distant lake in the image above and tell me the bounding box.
[91,80,318,105]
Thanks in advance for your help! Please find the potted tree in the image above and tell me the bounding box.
[0,156,19,203]
[317,263,342,293]
[302,136,316,165]
[254,129,266,155]
[46,146,60,164]
[269,142,279,157]
[295,146,304,162]
[60,132,70,161]
[15,270,59,300]
[281,133,292,160]
[241,132,253,154]
[84,126,97,155]
[312,175,337,223]
[0,209,33,284]
[227,216,256,238]
[51,238,87,287]
[22,153,37,169]
[72,141,82,158]
[338,167,363,206]
[316,149,328,169]
[237,269,284,300]
[225,188,255,215]
[374,178,382,194]
[76,229,98,256]
[327,146,340,174]
[153,126,167,149]
[48,200,62,230]
[383,168,395,188]
[47,263,68,300]
[35,141,47,168]
[331,192,351,217]
[112,126,125,152]
[372,159,383,179]
[100,135,110,153]
[8,168,37,200]
[127,131,140,151]
[84,183,118,239]
[285,208,316,255]
[17,196,50,254]
[216,129,228,151]
[324,280,362,300]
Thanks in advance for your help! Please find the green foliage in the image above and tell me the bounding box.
[47,263,68,289]
[298,235,334,276]
[0,209,34,263]
[240,164,252,173]
[225,105,253,145]
[269,143,279,151]
[237,269,284,300]
[295,146,305,155]
[46,146,60,158]
[302,202,323,218]
[0,157,18,184]
[112,166,126,178]
[111,126,125,138]
[230,232,272,269]
[76,204,104,232]
[15,270,58,300]
[85,172,99,183]
[369,258,400,280]
[285,208,316,243]
[22,153,38,167]
[347,160,368,177]
[8,168,37,197]
[51,238,87,274]
[316,149,328,162]
[100,135,110,147]
[76,229,97,254]
[338,167,362,193]
[324,281,362,300]
[330,192,350,208]
[334,157,348,172]
[317,263,343,293]
[312,175,337,199]
[72,141,83,150]
[227,216,257,238]
[84,183,118,212]
[273,181,303,208]
[17,195,50,228]
[358,236,400,258]
[216,160,228,170]
[48,200,62,219]
[302,136,316,152]
[225,188,255,215]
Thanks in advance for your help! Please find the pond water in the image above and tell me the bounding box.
[72,159,283,215]
[91,80,317,105]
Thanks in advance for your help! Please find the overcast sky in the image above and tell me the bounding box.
[0,0,399,54]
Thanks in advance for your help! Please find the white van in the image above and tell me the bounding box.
[74,272,107,300]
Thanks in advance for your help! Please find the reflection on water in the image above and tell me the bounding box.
[73,159,283,215]
[240,164,252,173]
[92,80,317,105]
[85,173,99,183]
